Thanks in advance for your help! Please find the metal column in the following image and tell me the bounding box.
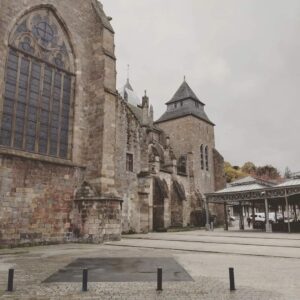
[285,189,291,233]
[264,197,272,232]
[239,201,244,230]
[224,202,228,231]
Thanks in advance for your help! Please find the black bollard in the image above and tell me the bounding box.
[157,267,163,291]
[82,269,88,292]
[229,267,235,291]
[7,269,14,292]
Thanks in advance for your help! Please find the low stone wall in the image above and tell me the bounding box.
[70,198,122,243]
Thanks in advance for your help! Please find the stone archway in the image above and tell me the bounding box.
[171,180,186,227]
[152,177,168,231]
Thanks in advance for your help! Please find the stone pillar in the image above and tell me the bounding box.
[172,159,177,174]
[154,156,160,173]
[251,201,255,226]
[72,198,122,243]
[71,182,123,243]
[142,91,149,125]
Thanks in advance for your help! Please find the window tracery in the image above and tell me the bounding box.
[0,9,74,159]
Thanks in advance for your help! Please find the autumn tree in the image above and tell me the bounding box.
[241,162,256,175]
[224,162,247,183]
[224,161,282,183]
[255,165,281,180]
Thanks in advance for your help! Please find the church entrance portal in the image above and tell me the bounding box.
[152,177,167,231]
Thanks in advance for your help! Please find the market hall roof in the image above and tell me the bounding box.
[215,176,276,194]
[205,176,300,203]
[155,80,214,125]
[276,178,300,187]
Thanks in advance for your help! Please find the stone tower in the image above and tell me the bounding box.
[155,79,217,200]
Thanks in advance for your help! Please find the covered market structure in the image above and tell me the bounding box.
[205,176,300,233]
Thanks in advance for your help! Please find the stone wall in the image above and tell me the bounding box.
[211,148,226,225]
[0,0,122,246]
[0,154,85,246]
[115,98,144,233]
[115,97,195,233]
[156,116,216,197]
[71,198,121,243]
[213,148,226,192]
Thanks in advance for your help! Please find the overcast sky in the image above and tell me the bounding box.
[101,0,300,174]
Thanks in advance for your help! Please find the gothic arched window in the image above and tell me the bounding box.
[200,144,204,170]
[177,155,187,175]
[0,9,74,159]
[205,146,209,171]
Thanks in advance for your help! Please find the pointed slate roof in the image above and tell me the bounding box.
[124,79,133,91]
[155,80,214,125]
[119,79,140,106]
[166,81,204,105]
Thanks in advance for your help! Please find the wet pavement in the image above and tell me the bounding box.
[44,257,193,282]
[0,229,299,299]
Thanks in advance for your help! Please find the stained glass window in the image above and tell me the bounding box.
[0,9,74,159]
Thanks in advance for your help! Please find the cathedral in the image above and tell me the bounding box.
[0,0,225,247]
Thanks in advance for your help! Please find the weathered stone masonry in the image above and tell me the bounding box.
[0,154,84,245]
[0,1,225,246]
[0,0,122,247]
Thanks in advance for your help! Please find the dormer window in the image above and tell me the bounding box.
[195,102,199,108]
[180,101,183,107]
[174,103,177,109]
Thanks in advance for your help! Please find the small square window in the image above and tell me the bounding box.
[126,153,133,172]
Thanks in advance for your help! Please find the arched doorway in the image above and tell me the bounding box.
[171,180,185,227]
[152,177,168,231]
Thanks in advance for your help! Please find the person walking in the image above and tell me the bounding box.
[247,217,251,228]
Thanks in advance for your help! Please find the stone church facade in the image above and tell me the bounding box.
[0,0,225,247]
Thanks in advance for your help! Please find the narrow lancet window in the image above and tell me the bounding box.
[205,146,209,171]
[200,144,204,170]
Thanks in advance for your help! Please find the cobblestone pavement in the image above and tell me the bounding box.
[0,229,299,299]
